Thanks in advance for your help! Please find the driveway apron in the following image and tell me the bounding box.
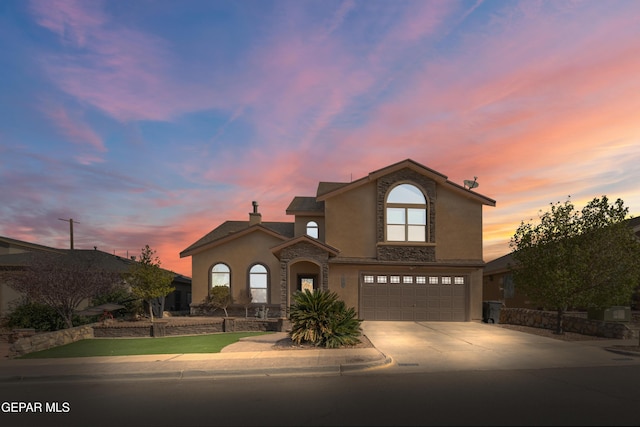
[360,321,640,374]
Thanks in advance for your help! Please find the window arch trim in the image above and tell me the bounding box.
[384,182,429,242]
[306,221,319,238]
[210,262,231,290]
[249,263,269,304]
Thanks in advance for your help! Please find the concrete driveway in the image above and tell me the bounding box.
[361,320,640,374]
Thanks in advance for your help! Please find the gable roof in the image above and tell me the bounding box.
[270,235,340,258]
[316,158,496,206]
[180,221,294,257]
[286,196,325,215]
[0,248,181,275]
[0,235,65,255]
[0,235,188,279]
[484,253,515,275]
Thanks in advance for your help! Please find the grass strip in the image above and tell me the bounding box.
[18,331,271,359]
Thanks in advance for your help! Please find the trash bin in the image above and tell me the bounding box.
[482,301,502,324]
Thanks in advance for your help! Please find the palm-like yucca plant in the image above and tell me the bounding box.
[289,289,362,348]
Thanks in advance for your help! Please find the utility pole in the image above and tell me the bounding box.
[58,218,79,249]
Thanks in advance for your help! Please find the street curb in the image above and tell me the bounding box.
[603,347,640,358]
[0,354,393,383]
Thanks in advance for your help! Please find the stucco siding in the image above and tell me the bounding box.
[324,182,377,258]
[190,230,284,307]
[326,264,361,311]
[294,216,325,239]
[434,189,483,260]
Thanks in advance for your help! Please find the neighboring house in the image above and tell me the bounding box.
[483,216,640,309]
[180,159,496,321]
[482,253,536,309]
[0,236,191,317]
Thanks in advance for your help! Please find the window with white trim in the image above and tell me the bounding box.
[211,263,230,289]
[249,264,268,303]
[306,221,319,238]
[386,184,427,242]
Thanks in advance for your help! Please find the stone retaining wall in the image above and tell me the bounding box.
[9,317,292,358]
[500,308,634,339]
[93,317,288,338]
[9,324,95,358]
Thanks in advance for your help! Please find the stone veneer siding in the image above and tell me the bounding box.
[500,308,634,339]
[277,241,331,316]
[376,168,436,262]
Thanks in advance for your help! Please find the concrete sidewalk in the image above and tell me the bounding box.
[0,332,392,382]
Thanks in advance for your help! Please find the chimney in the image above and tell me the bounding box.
[249,201,262,225]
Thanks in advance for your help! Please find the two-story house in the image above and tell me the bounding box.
[180,159,496,321]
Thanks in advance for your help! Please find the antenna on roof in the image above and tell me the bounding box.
[463,177,479,190]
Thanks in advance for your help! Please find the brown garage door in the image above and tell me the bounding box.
[360,273,467,321]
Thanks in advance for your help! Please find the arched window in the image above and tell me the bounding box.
[249,264,268,303]
[211,263,230,289]
[306,221,319,238]
[386,183,427,242]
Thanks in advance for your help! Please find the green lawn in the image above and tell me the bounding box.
[18,331,272,359]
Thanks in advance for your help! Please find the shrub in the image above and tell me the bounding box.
[289,289,362,348]
[6,300,67,331]
[92,284,143,319]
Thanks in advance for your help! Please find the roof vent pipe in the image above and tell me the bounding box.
[252,201,259,213]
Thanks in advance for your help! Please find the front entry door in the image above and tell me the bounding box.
[297,275,317,293]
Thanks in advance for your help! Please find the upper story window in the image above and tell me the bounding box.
[211,263,230,288]
[306,221,319,238]
[386,183,427,242]
[249,264,268,303]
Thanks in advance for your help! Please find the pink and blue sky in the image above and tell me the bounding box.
[1,0,639,276]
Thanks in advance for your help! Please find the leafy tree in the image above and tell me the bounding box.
[205,286,232,317]
[5,252,122,328]
[127,245,175,322]
[289,289,362,348]
[510,196,640,334]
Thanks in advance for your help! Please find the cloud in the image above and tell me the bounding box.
[40,101,106,164]
[29,0,216,122]
[6,0,639,272]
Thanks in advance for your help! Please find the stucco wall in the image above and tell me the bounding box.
[0,283,21,317]
[326,264,361,311]
[324,182,378,258]
[294,216,325,240]
[190,230,285,307]
[435,190,483,260]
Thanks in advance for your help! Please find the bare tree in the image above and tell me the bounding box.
[205,286,232,317]
[6,251,122,328]
[236,289,253,318]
